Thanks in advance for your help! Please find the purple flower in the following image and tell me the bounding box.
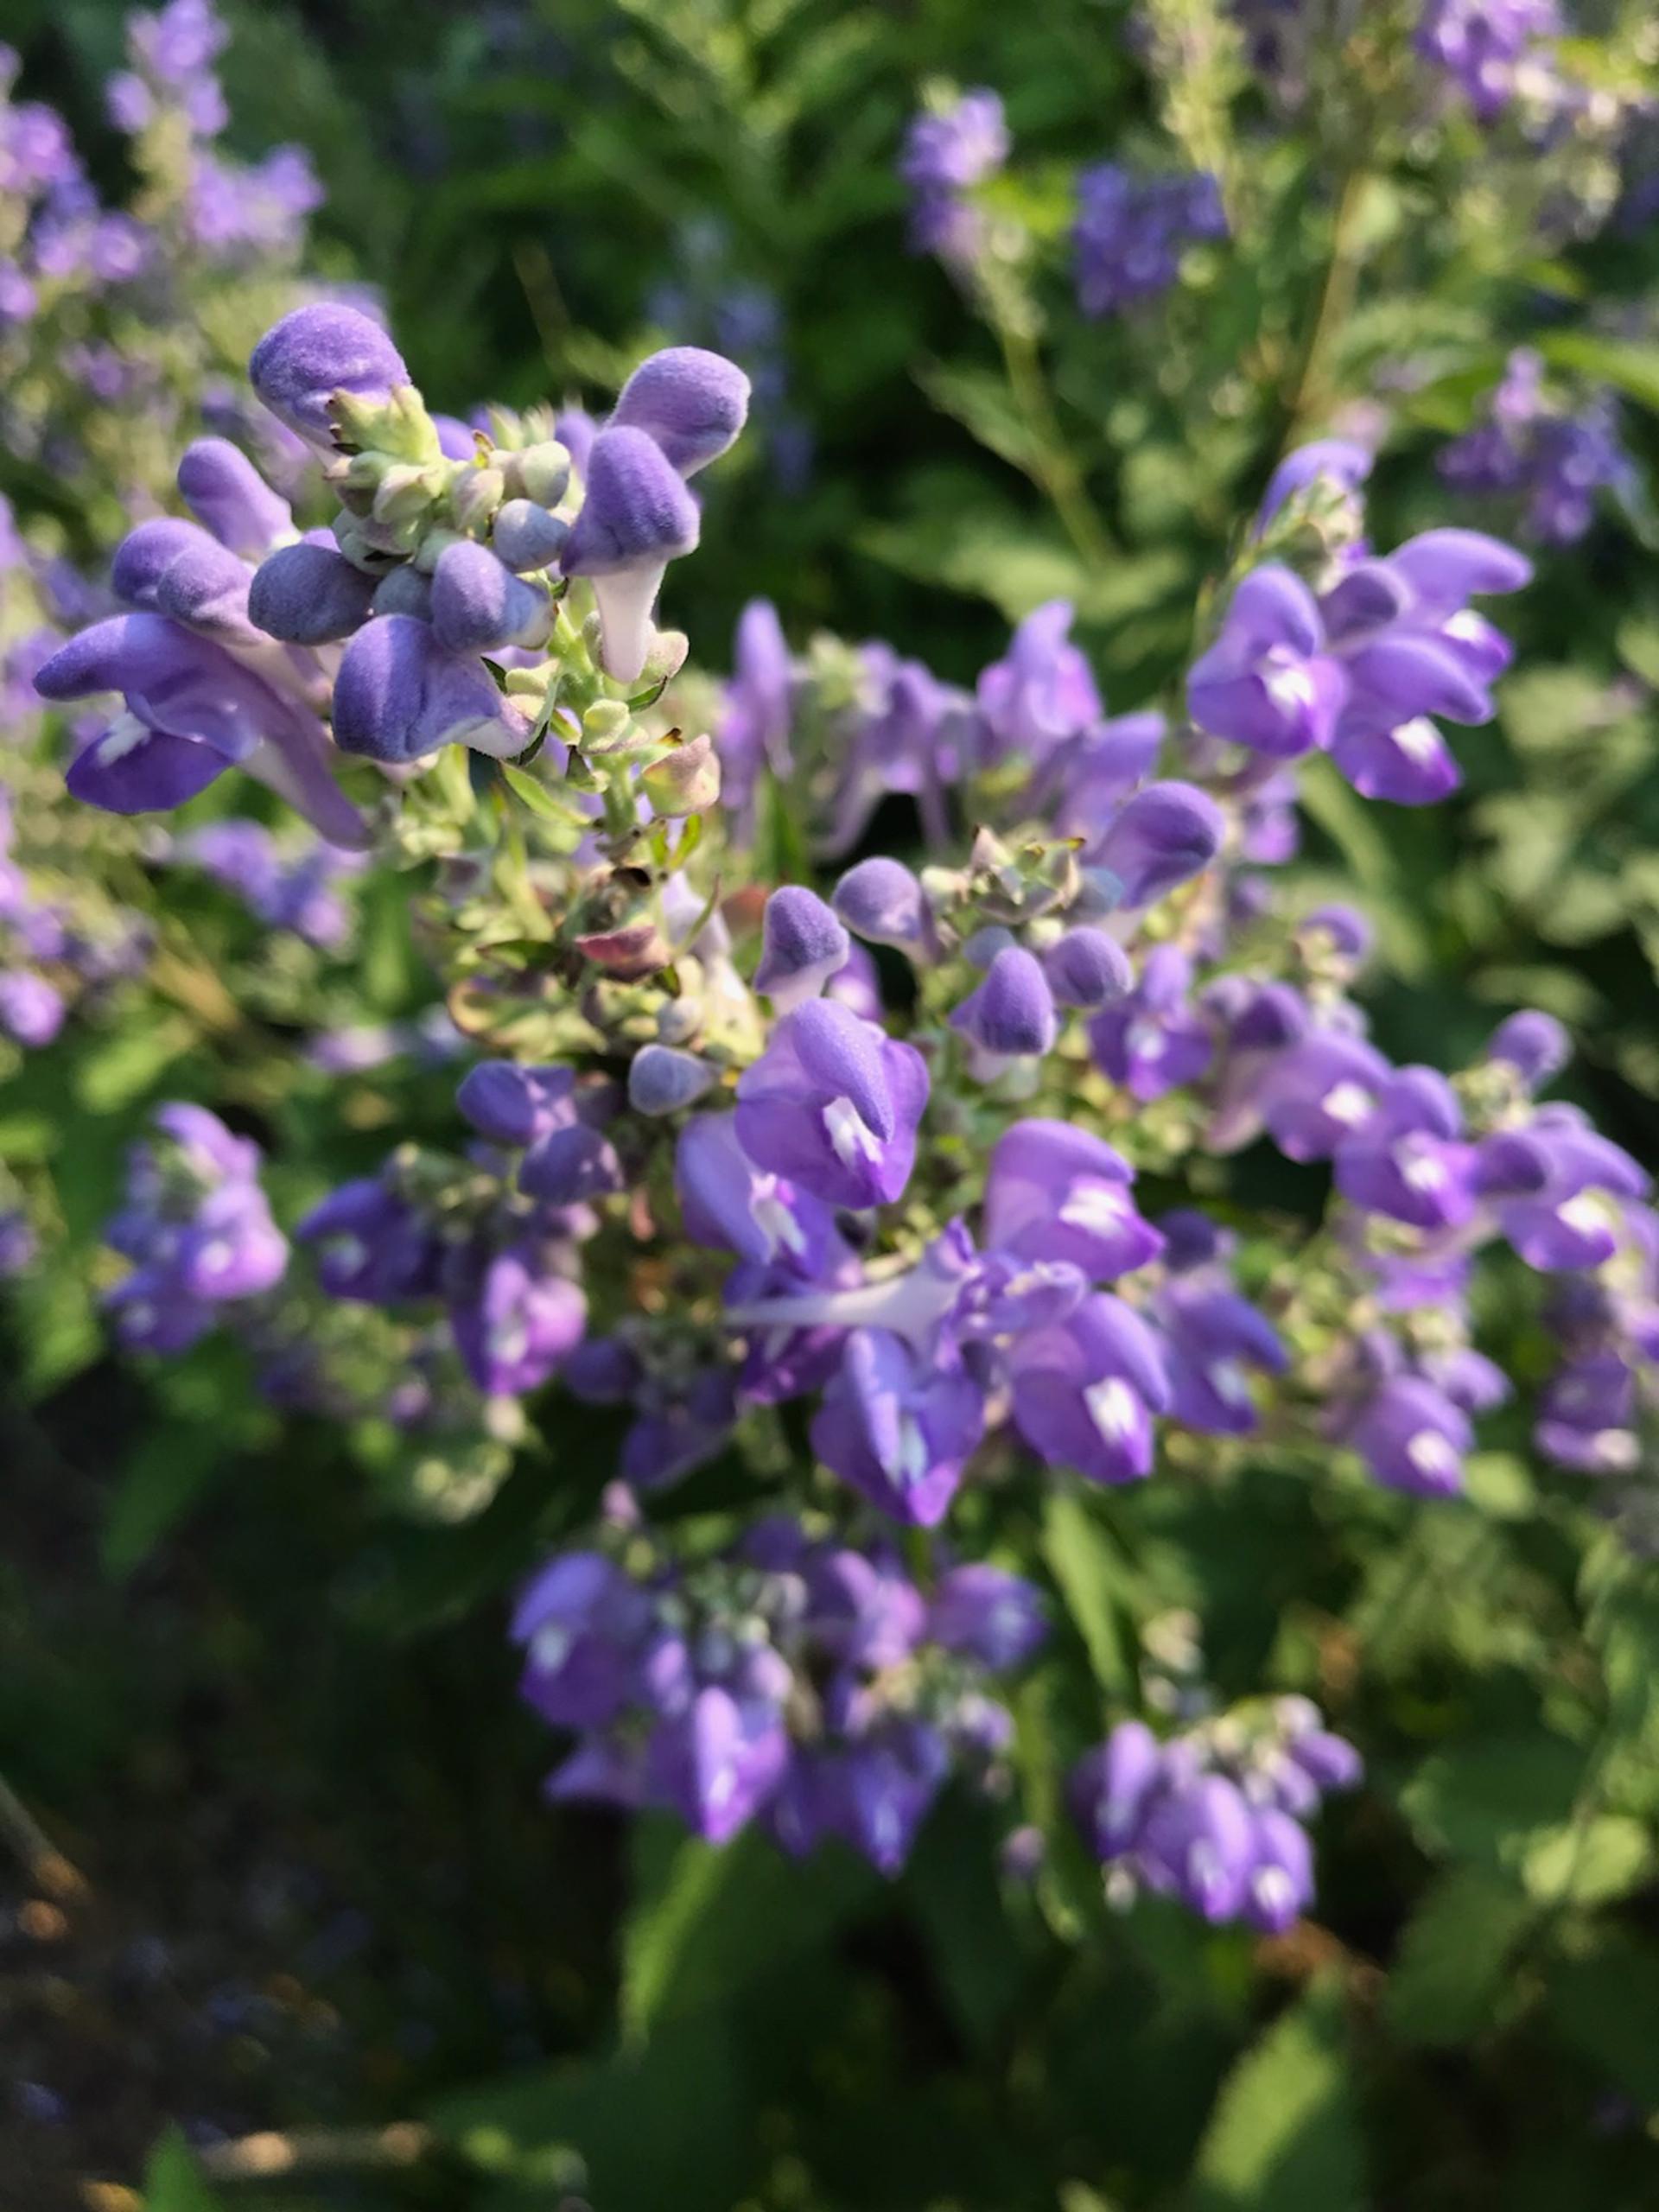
[296,1173,442,1303]
[928,1566,1046,1668]
[1187,566,1346,758]
[1073,165,1226,319]
[103,1103,287,1352]
[1041,926,1131,1011]
[975,600,1101,763]
[609,346,751,477]
[1536,1354,1640,1473]
[752,885,851,1013]
[1256,1032,1391,1161]
[333,613,533,763]
[1070,1720,1165,1857]
[1009,1293,1172,1484]
[832,856,931,954]
[899,90,1008,262]
[1255,440,1373,535]
[457,1060,577,1147]
[810,1329,985,1525]
[1334,1066,1478,1230]
[0,970,65,1046]
[950,945,1057,1069]
[1416,0,1563,123]
[248,303,409,446]
[677,1111,837,1274]
[1486,1008,1568,1090]
[982,1119,1163,1281]
[249,542,377,644]
[429,541,548,655]
[1137,1772,1256,1920]
[40,612,300,817]
[561,426,701,683]
[1154,1284,1286,1434]
[717,600,793,825]
[176,438,295,560]
[1344,1375,1471,1497]
[448,1243,587,1395]
[1092,782,1225,906]
[734,999,927,1211]
[492,499,569,573]
[1090,945,1212,1101]
[648,1688,791,1846]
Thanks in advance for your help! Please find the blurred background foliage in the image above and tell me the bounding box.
[5,1,1659,2207]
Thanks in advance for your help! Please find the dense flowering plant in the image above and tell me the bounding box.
[7,1,1659,2196]
[28,274,1658,1920]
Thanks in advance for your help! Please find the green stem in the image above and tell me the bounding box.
[1279,164,1370,452]
[990,310,1116,574]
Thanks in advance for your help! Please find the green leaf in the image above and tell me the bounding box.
[499,760,582,823]
[1522,1816,1653,1910]
[1384,1866,1533,2048]
[1535,331,1659,415]
[620,1819,873,2046]
[916,359,1045,475]
[1040,1489,1137,1694]
[433,2012,758,2210]
[1397,1732,1587,1866]
[1547,1938,1659,2107]
[72,1015,194,1115]
[1190,1980,1366,2210]
[143,2127,224,2209]
[102,1425,226,1580]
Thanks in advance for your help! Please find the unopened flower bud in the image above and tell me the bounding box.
[493,499,569,572]
[629,1045,717,1116]
[639,732,721,817]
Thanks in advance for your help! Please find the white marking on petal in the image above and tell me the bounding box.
[1085,1376,1140,1443]
[1406,1429,1460,1480]
[1058,1179,1129,1235]
[97,709,154,766]
[823,1095,882,1168]
[1391,716,1440,764]
[1321,1080,1376,1128]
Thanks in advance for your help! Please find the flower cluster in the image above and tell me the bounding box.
[513,1514,1045,1870]
[109,0,322,261]
[1071,1697,1361,1930]
[46,292,1659,1928]
[1414,0,1563,125]
[1438,348,1631,546]
[103,1103,288,1352]
[0,1,327,524]
[1072,164,1227,320]
[899,88,1010,266]
[169,818,365,950]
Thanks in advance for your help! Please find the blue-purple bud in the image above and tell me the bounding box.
[430,540,547,654]
[176,438,294,560]
[950,946,1057,1062]
[520,1122,626,1205]
[753,885,850,1013]
[832,856,931,951]
[249,304,410,447]
[1043,927,1132,1010]
[1486,1009,1568,1090]
[249,541,377,644]
[493,499,570,573]
[333,613,532,762]
[628,1045,718,1116]
[1095,782,1225,906]
[610,346,751,477]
